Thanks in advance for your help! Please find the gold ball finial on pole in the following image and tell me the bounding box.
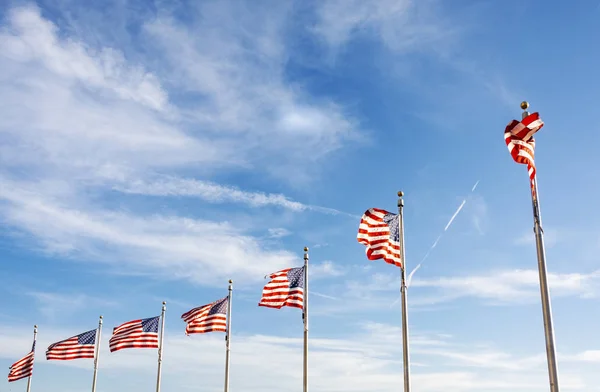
[398,191,404,197]
[162,301,167,305]
[229,279,233,284]
[520,101,529,110]
[304,246,309,252]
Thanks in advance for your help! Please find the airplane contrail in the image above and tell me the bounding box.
[405,180,481,289]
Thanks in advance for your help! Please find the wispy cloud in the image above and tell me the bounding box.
[25,291,117,321]
[411,269,600,305]
[0,185,297,287]
[312,0,456,57]
[0,2,363,282]
[112,175,356,217]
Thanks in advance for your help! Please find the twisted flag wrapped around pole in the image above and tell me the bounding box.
[504,108,544,192]
[505,101,560,392]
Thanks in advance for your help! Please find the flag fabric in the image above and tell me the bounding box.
[504,112,544,189]
[357,208,402,268]
[182,296,228,334]
[8,341,35,382]
[258,266,305,309]
[109,316,159,352]
[46,329,96,360]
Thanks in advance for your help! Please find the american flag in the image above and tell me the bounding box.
[258,266,305,309]
[182,296,228,335]
[357,208,402,268]
[504,112,544,190]
[109,316,159,352]
[8,341,35,382]
[46,329,96,360]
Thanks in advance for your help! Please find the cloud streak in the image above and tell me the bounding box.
[113,175,357,218]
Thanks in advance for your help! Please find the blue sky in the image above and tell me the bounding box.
[1,0,599,391]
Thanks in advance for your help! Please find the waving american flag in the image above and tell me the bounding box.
[182,296,228,334]
[259,266,305,309]
[46,329,96,360]
[357,208,402,268]
[109,316,159,352]
[8,341,35,382]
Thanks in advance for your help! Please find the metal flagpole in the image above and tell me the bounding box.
[397,191,411,392]
[26,325,37,392]
[303,246,309,392]
[224,280,233,392]
[156,301,167,392]
[91,316,103,392]
[520,101,560,392]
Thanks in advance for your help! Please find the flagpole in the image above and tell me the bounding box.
[397,191,411,392]
[91,316,103,392]
[303,246,309,392]
[224,279,233,392]
[520,101,560,392]
[156,301,167,392]
[26,325,37,392]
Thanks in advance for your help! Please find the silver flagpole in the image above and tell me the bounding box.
[303,246,309,392]
[397,191,411,392]
[520,101,560,392]
[224,280,233,392]
[156,301,167,392]
[91,316,103,392]
[26,325,37,392]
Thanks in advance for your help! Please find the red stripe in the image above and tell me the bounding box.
[504,112,544,192]
[8,351,34,382]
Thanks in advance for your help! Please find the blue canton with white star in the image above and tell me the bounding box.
[142,316,160,332]
[383,212,399,242]
[287,266,305,289]
[208,297,228,315]
[77,329,97,345]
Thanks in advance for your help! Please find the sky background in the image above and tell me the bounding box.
[1,0,599,391]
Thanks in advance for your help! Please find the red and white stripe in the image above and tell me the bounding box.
[357,208,402,268]
[109,319,158,352]
[182,298,227,334]
[504,112,544,189]
[8,351,34,382]
[46,337,95,360]
[258,268,304,309]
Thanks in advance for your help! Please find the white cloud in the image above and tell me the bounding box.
[312,0,454,56]
[0,321,596,392]
[0,3,362,283]
[0,184,296,286]
[1,5,167,111]
[268,228,292,239]
[25,292,118,321]
[310,261,345,278]
[411,269,600,305]
[141,1,362,180]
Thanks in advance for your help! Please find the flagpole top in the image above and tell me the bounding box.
[398,191,404,197]
[304,246,309,252]
[228,279,233,284]
[99,315,103,319]
[520,101,529,110]
[34,325,38,329]
[162,301,167,305]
